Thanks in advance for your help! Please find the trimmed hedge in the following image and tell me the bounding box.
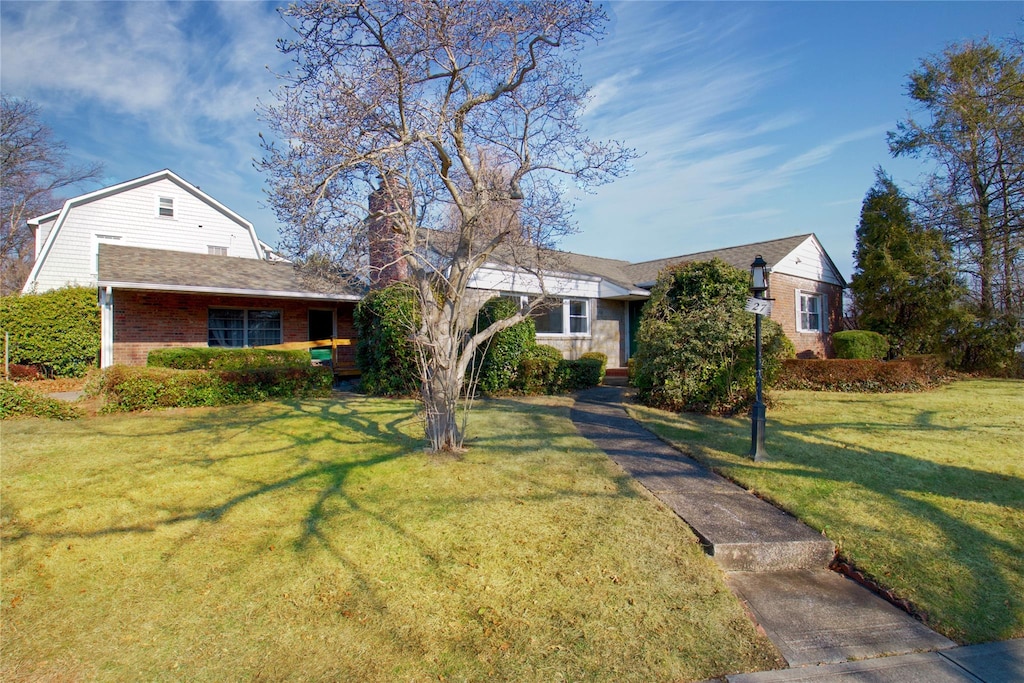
[87,364,332,412]
[777,355,952,393]
[509,346,606,394]
[833,330,890,360]
[0,286,100,377]
[0,381,82,420]
[354,284,421,396]
[148,347,310,371]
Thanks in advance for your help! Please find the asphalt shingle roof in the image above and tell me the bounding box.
[98,244,364,300]
[625,234,814,286]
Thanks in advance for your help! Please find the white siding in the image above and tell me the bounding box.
[35,216,58,259]
[468,265,603,299]
[28,177,262,293]
[772,235,844,286]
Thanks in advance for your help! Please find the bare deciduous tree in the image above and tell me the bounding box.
[1,95,103,295]
[258,0,634,451]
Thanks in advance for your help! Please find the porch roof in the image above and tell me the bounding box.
[98,244,364,301]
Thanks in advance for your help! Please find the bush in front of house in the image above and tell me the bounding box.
[833,330,890,360]
[0,381,83,420]
[511,344,563,394]
[632,259,794,414]
[88,364,332,412]
[0,286,100,377]
[777,356,952,392]
[148,347,310,371]
[472,297,537,393]
[353,283,421,396]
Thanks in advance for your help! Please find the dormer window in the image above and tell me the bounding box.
[158,197,174,218]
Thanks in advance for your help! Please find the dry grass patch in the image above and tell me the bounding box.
[2,395,780,681]
[629,379,1024,644]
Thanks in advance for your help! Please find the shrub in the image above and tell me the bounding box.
[632,259,792,414]
[354,284,421,395]
[512,344,562,394]
[777,357,952,392]
[943,313,1023,378]
[473,297,536,393]
[0,287,100,377]
[833,330,890,360]
[148,346,310,371]
[88,364,332,412]
[579,352,608,385]
[0,381,82,420]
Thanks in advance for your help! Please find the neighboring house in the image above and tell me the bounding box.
[22,170,362,368]
[21,170,846,370]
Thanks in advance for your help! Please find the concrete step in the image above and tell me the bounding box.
[725,570,956,667]
[572,387,834,571]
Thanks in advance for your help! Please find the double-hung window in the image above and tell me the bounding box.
[497,294,591,336]
[208,308,282,347]
[534,298,590,336]
[797,292,824,332]
[158,197,174,218]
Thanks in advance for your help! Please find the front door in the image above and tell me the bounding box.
[308,309,335,341]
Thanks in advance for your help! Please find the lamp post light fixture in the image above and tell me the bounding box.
[749,255,770,462]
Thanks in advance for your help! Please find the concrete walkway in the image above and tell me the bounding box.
[571,386,1023,682]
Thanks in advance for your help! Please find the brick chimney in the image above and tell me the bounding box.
[367,174,411,288]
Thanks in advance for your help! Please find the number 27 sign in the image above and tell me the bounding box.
[744,297,773,316]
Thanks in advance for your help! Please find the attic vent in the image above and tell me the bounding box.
[158,197,174,217]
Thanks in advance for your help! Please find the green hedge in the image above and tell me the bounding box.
[0,287,100,377]
[354,284,421,396]
[833,330,890,360]
[509,346,606,394]
[777,356,952,392]
[148,347,310,371]
[0,381,82,420]
[88,364,332,412]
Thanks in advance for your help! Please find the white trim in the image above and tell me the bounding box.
[534,297,592,337]
[91,233,123,276]
[795,290,827,333]
[157,195,175,218]
[99,287,114,368]
[23,169,265,293]
[97,280,362,301]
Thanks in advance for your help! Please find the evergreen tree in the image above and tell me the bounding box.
[851,170,961,357]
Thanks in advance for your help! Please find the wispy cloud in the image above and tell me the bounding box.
[1,1,287,163]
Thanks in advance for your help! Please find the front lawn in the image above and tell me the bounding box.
[629,379,1024,644]
[1,395,780,681]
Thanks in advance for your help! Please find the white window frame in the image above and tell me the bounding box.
[208,307,283,348]
[535,297,591,338]
[157,196,174,218]
[207,245,228,256]
[796,291,826,333]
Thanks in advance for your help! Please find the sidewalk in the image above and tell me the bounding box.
[571,385,1023,683]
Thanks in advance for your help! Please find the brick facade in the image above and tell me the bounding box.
[111,289,356,366]
[766,273,843,358]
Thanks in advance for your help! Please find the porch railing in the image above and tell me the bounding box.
[258,338,360,377]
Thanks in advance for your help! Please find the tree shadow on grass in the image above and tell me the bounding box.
[623,393,1024,643]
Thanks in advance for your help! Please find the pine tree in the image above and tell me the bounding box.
[851,170,961,357]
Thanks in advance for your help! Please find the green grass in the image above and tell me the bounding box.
[1,395,781,681]
[628,379,1024,644]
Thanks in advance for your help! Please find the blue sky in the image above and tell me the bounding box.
[2,1,1021,281]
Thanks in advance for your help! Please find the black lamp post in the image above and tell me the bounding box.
[749,255,769,462]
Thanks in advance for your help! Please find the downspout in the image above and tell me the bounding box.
[100,286,114,368]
